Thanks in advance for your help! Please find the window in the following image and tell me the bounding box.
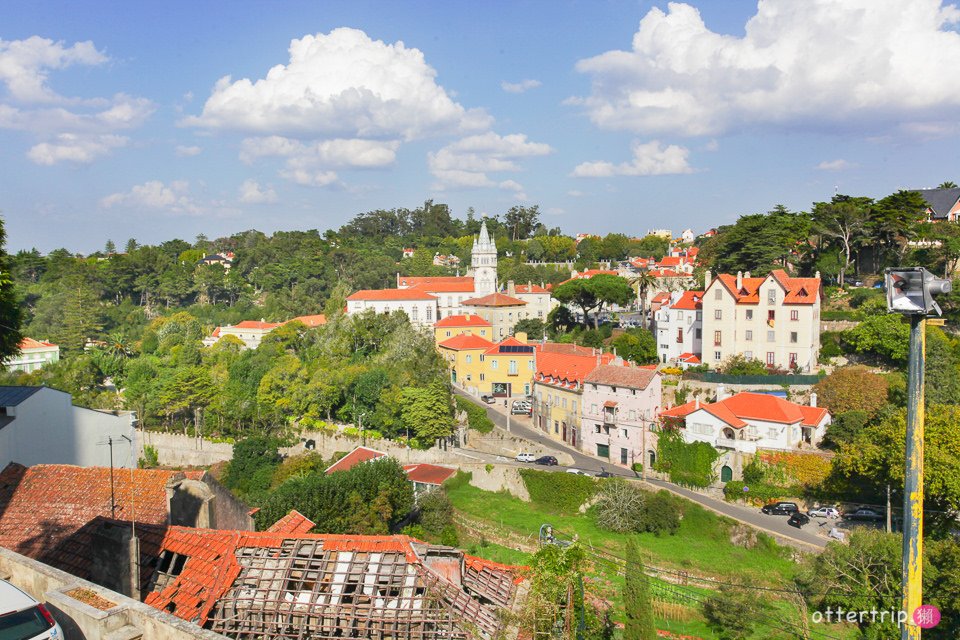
[591,403,598,414]
[676,328,683,343]
[767,289,776,304]
[766,352,775,365]
[595,425,601,434]
[745,350,753,359]
[622,429,629,438]
[528,360,535,370]
[628,411,636,421]
[490,360,497,369]
[714,309,722,320]
[745,330,753,341]
[768,427,779,439]
[768,309,775,323]
[621,448,628,464]
[714,288,723,300]
[479,354,484,361]
[767,330,775,342]
[479,373,485,381]
[790,331,798,344]
[426,306,432,321]
[465,355,472,364]
[695,328,702,339]
[745,309,754,320]
[714,331,722,346]
[597,444,610,459]
[714,351,721,361]
[446,331,451,337]
[554,421,559,433]
[509,360,518,375]
[466,374,472,381]
[562,397,568,409]
[538,311,543,318]
[411,306,418,321]
[791,309,799,321]
[789,352,798,367]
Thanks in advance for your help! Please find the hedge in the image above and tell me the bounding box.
[456,397,495,433]
[723,481,803,506]
[519,468,599,514]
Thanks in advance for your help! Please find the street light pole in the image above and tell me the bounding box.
[901,314,925,640]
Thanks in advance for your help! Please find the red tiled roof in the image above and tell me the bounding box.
[410,281,476,293]
[483,336,533,355]
[0,463,202,577]
[233,320,282,330]
[347,289,437,301]
[584,364,659,390]
[538,342,600,357]
[211,327,221,338]
[661,393,829,429]
[651,292,671,304]
[536,350,615,386]
[461,292,527,307]
[266,509,316,535]
[659,256,683,267]
[560,269,619,285]
[287,314,327,327]
[678,352,701,364]
[513,284,550,294]
[671,290,704,310]
[402,464,456,486]
[18,337,57,350]
[435,314,492,328]
[603,400,618,408]
[324,446,387,474]
[398,276,474,289]
[713,271,820,305]
[798,405,830,427]
[438,334,496,350]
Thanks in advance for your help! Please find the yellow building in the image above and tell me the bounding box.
[433,313,493,345]
[438,332,535,398]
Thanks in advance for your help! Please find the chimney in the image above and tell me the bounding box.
[744,271,751,279]
[716,384,726,401]
[704,269,712,289]
[814,271,820,280]
[736,271,743,291]
[694,398,700,409]
[507,280,516,296]
[809,392,818,408]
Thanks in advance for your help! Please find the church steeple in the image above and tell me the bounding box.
[470,221,497,296]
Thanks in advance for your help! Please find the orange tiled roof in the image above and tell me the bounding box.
[409,281,476,293]
[232,320,282,330]
[461,292,527,307]
[678,352,701,364]
[659,400,699,420]
[513,284,550,294]
[483,336,534,355]
[287,314,327,327]
[434,314,492,328]
[402,464,457,486]
[347,289,437,301]
[18,337,57,350]
[714,271,820,305]
[265,509,316,534]
[536,350,615,387]
[398,276,474,288]
[660,393,829,429]
[584,364,659,390]
[324,446,387,474]
[438,334,496,351]
[671,290,704,310]
[0,463,202,578]
[559,269,619,285]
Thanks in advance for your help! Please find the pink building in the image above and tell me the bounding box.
[580,365,662,469]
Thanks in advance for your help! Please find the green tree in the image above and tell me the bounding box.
[701,583,772,640]
[813,366,888,416]
[842,314,910,364]
[0,217,23,360]
[938,181,958,189]
[623,539,657,640]
[222,434,283,500]
[811,195,872,285]
[399,382,453,442]
[719,354,768,375]
[628,270,657,330]
[611,331,657,365]
[54,271,104,354]
[503,205,541,241]
[513,317,547,339]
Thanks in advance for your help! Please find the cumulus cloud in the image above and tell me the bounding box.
[175,145,202,157]
[501,79,542,94]
[238,135,399,187]
[429,132,552,191]
[816,159,855,171]
[238,179,278,204]
[0,37,153,164]
[573,1,960,136]
[567,190,585,197]
[571,140,693,177]
[184,27,490,140]
[100,180,203,215]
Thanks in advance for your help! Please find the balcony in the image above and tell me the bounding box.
[715,437,757,454]
[602,411,617,426]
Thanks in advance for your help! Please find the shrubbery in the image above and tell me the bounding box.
[519,468,598,514]
[654,429,719,488]
[593,480,681,535]
[456,396,495,433]
[222,434,283,502]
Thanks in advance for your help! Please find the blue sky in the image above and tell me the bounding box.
[4,0,960,253]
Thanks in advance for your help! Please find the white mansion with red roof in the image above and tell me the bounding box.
[660,391,830,454]
[655,290,704,367]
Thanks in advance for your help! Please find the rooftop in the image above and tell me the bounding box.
[397,276,474,289]
[536,350,616,387]
[231,320,283,330]
[17,337,58,350]
[324,446,387,474]
[287,314,327,327]
[438,334,496,351]
[671,290,704,310]
[402,464,457,486]
[0,386,45,406]
[434,314,492,328]
[347,289,438,301]
[713,270,820,305]
[461,292,527,307]
[659,392,829,428]
[583,364,659,390]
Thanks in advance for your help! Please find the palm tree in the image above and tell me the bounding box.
[629,270,658,330]
[939,181,958,189]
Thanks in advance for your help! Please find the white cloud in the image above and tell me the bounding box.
[571,140,693,177]
[279,167,339,187]
[429,132,552,190]
[816,159,855,171]
[0,37,153,164]
[240,135,398,167]
[238,179,278,204]
[27,133,128,165]
[567,190,585,197]
[184,27,490,140]
[100,180,203,215]
[573,1,960,136]
[175,145,202,157]
[501,79,542,94]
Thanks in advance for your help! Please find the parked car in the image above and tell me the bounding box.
[481,394,496,404]
[511,401,532,415]
[807,506,841,519]
[844,507,885,522]
[515,452,536,463]
[595,467,614,478]
[565,468,591,476]
[534,456,558,466]
[0,578,63,640]
[788,512,811,528]
[761,501,799,515]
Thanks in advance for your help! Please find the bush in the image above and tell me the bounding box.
[222,434,283,501]
[138,445,159,468]
[640,491,681,536]
[456,397,494,433]
[631,462,643,474]
[594,481,681,535]
[661,367,683,376]
[723,481,801,505]
[418,489,455,536]
[654,429,719,488]
[519,468,599,514]
[719,354,768,376]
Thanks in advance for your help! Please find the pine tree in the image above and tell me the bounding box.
[623,538,657,640]
[0,217,23,360]
[104,239,116,254]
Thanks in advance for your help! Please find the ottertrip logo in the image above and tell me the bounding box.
[811,605,940,628]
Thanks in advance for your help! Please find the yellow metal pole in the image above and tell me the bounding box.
[901,315,925,639]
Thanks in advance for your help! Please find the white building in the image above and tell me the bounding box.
[700,269,821,372]
[509,281,557,323]
[5,338,60,373]
[680,228,695,244]
[659,391,830,454]
[0,386,137,469]
[655,290,704,366]
[346,289,439,328]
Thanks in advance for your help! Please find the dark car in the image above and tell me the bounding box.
[480,394,496,404]
[595,467,614,478]
[761,501,799,515]
[788,512,810,528]
[844,507,885,522]
[534,456,558,466]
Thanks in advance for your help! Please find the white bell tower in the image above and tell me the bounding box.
[470,221,497,296]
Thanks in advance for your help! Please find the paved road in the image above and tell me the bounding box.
[455,389,828,549]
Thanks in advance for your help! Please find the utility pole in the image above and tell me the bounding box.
[886,484,892,534]
[108,436,116,519]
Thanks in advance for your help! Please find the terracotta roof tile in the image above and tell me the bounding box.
[461,292,527,307]
[232,320,282,330]
[402,464,456,486]
[18,337,57,350]
[438,334,496,350]
[324,446,387,474]
[265,509,316,534]
[671,290,704,310]
[434,314,492,328]
[347,289,437,301]
[584,364,659,390]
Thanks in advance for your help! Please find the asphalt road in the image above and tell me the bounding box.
[454,388,829,549]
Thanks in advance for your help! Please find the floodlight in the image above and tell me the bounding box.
[885,267,952,316]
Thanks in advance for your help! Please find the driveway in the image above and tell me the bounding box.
[454,389,828,549]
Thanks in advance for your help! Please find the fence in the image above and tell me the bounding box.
[682,372,824,386]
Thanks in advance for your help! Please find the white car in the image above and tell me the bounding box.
[515,453,536,463]
[0,578,63,639]
[565,468,591,476]
[807,506,841,519]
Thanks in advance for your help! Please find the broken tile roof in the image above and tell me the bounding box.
[136,520,525,639]
[265,509,317,535]
[323,446,387,474]
[0,463,202,578]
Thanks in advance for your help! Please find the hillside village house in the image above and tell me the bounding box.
[511,282,557,322]
[439,333,536,398]
[4,337,59,373]
[461,292,528,339]
[660,392,830,460]
[433,313,492,343]
[579,365,661,468]
[204,314,327,349]
[346,289,440,328]
[655,290,704,366]
[533,344,616,448]
[700,269,821,372]
[917,186,960,221]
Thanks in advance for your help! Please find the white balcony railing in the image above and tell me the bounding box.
[715,437,757,454]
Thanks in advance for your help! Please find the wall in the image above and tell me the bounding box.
[458,463,530,501]
[466,430,575,466]
[0,546,227,640]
